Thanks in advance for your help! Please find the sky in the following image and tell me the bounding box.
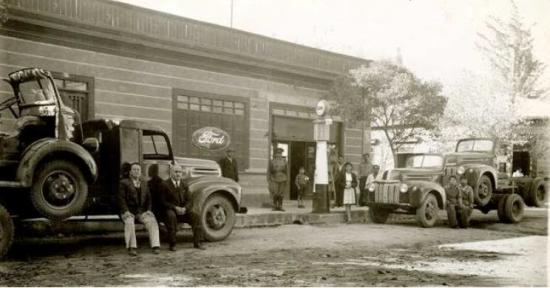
[115,0,550,95]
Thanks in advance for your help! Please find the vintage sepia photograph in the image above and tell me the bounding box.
[0,0,548,286]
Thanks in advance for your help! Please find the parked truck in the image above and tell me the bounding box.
[0,68,242,258]
[363,138,547,227]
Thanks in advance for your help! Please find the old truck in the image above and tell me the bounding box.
[363,138,547,227]
[0,68,242,258]
[363,153,446,227]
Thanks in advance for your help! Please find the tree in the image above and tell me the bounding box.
[328,61,447,162]
[0,0,7,25]
[477,0,547,103]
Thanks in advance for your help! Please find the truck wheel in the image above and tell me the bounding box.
[31,160,88,220]
[0,204,15,259]
[527,179,546,207]
[368,207,390,224]
[503,194,525,223]
[415,194,439,228]
[497,196,507,222]
[476,175,493,207]
[200,194,236,242]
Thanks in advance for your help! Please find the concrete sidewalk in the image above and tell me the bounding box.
[18,200,369,236]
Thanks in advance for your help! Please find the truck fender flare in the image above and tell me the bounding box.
[189,185,240,215]
[475,167,498,191]
[420,187,446,209]
[16,138,98,187]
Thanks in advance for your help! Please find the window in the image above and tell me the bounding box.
[52,72,94,121]
[142,131,170,160]
[176,94,246,116]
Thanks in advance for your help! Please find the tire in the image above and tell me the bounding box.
[200,194,236,242]
[476,175,493,207]
[0,204,15,259]
[497,195,507,222]
[30,160,88,220]
[503,194,525,223]
[415,193,439,228]
[368,207,390,224]
[527,179,546,208]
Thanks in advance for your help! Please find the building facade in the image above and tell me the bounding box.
[0,0,370,205]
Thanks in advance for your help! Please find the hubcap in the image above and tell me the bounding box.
[425,200,436,220]
[479,183,489,198]
[206,204,227,230]
[43,171,77,208]
[512,200,521,216]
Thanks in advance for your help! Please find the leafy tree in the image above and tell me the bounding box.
[328,61,447,162]
[0,0,7,25]
[477,0,547,103]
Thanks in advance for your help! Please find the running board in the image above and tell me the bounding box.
[0,180,25,188]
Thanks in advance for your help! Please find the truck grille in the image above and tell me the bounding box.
[190,167,220,177]
[444,167,457,176]
[374,183,401,204]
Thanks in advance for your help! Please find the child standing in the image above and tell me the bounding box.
[295,167,309,208]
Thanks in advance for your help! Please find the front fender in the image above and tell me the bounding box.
[461,164,498,191]
[16,138,98,187]
[407,180,446,209]
[186,176,241,214]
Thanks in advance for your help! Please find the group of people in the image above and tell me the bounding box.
[444,175,475,228]
[118,163,204,256]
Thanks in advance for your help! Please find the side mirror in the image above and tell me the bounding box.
[82,137,99,153]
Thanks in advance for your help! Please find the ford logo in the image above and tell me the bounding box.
[191,127,231,151]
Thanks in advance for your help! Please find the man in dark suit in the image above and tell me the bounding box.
[118,162,160,256]
[219,148,239,182]
[159,164,204,251]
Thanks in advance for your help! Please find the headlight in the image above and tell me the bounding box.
[368,183,376,192]
[468,168,473,174]
[457,166,465,175]
[399,183,408,193]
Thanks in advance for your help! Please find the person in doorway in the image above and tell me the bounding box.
[512,168,524,177]
[336,162,358,223]
[444,175,460,228]
[334,155,346,207]
[358,153,372,205]
[295,166,309,209]
[268,147,288,211]
[458,177,475,228]
[118,162,161,256]
[158,164,204,251]
[219,148,239,182]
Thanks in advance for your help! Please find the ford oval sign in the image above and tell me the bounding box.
[191,127,231,151]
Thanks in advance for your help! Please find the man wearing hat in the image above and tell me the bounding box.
[219,148,239,182]
[267,147,288,211]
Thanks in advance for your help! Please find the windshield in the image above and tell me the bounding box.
[456,139,494,152]
[18,78,56,105]
[405,155,444,168]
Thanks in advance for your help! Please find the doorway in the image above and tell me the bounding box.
[513,151,530,176]
[289,142,316,200]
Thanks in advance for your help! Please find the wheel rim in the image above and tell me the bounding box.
[479,182,490,199]
[205,204,227,230]
[41,170,78,209]
[424,199,437,221]
[536,185,545,202]
[512,201,520,216]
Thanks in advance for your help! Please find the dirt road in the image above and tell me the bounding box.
[0,208,547,286]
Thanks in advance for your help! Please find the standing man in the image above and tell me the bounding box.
[268,147,288,211]
[358,153,372,205]
[444,176,460,228]
[219,148,239,182]
[118,162,161,256]
[159,164,204,251]
[458,177,475,228]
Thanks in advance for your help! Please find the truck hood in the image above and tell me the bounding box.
[174,156,221,178]
[445,152,493,166]
[387,168,442,182]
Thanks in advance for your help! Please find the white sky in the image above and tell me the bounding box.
[115,0,550,94]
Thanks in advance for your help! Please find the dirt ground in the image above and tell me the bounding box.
[0,208,547,286]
